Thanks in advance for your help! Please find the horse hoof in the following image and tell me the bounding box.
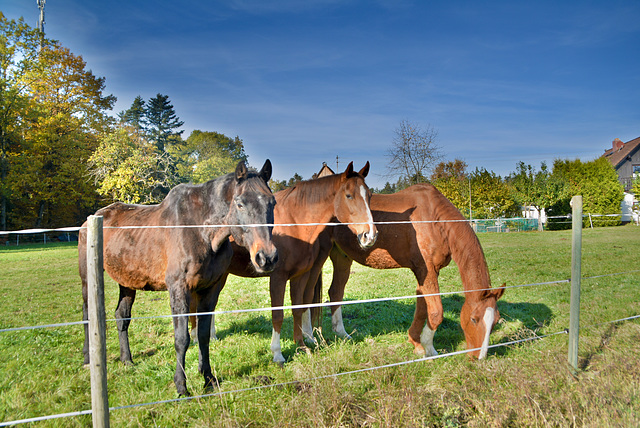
[413,345,426,357]
[204,377,220,391]
[272,353,286,366]
[424,346,438,357]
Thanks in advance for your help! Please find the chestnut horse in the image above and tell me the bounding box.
[310,183,505,359]
[78,160,277,395]
[194,162,378,364]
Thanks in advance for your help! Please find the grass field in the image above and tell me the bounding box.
[1,225,639,427]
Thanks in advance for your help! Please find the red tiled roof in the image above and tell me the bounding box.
[603,136,640,169]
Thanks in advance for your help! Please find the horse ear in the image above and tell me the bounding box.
[358,161,370,178]
[481,284,505,301]
[259,159,272,183]
[343,161,354,178]
[235,161,248,180]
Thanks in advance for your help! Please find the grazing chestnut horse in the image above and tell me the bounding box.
[197,162,378,364]
[78,160,277,395]
[311,183,505,359]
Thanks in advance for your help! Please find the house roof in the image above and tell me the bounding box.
[315,162,336,178]
[603,136,640,169]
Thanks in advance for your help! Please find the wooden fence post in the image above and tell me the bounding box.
[87,215,110,428]
[568,195,582,374]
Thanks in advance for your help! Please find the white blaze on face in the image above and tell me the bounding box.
[478,307,495,360]
[359,185,375,243]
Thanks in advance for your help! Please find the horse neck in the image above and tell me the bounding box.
[201,173,235,224]
[277,175,340,224]
[436,203,492,300]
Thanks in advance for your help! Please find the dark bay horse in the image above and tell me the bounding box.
[312,183,505,359]
[195,162,378,364]
[78,160,278,395]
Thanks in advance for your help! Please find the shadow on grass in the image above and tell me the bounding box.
[209,294,553,361]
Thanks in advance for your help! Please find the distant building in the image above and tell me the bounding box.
[602,136,640,192]
[313,162,336,179]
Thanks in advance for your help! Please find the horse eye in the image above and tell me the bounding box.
[471,317,478,325]
[237,202,245,210]
[346,194,353,199]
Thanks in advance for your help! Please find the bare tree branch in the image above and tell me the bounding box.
[385,120,443,186]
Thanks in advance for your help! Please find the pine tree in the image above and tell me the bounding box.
[145,93,184,152]
[119,95,146,131]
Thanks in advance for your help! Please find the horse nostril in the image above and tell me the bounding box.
[255,251,266,268]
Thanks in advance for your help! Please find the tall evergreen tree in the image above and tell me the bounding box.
[119,95,146,131]
[145,93,184,152]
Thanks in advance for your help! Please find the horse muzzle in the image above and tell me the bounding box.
[357,229,378,249]
[252,248,279,273]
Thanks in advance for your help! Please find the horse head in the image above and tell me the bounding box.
[228,159,278,273]
[459,285,505,359]
[334,161,378,249]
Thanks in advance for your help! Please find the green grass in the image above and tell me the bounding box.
[1,226,639,426]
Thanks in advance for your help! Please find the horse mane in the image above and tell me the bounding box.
[277,173,345,206]
[417,183,492,297]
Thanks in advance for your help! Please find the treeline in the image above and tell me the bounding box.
[0,14,627,231]
[0,14,247,230]
[377,157,625,227]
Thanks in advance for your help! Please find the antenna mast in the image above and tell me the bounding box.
[37,0,46,49]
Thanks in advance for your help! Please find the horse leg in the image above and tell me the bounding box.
[327,245,353,339]
[189,300,218,344]
[290,273,313,349]
[196,277,225,391]
[115,285,137,365]
[269,274,288,364]
[296,271,318,347]
[168,284,191,396]
[301,250,330,345]
[407,268,443,357]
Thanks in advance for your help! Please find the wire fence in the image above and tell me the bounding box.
[0,211,631,247]
[0,218,639,426]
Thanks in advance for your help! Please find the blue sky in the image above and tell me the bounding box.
[3,0,639,188]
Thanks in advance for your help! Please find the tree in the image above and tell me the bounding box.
[88,125,181,204]
[430,159,470,215]
[632,175,640,196]
[469,168,518,219]
[0,16,115,229]
[145,93,184,152]
[377,182,396,194]
[119,95,146,131]
[550,158,624,227]
[287,173,304,187]
[173,130,248,184]
[386,120,443,186]
[0,13,43,229]
[507,161,569,231]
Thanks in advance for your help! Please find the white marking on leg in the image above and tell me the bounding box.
[359,185,376,244]
[420,325,438,357]
[190,326,198,343]
[478,307,495,360]
[301,309,317,345]
[332,307,351,339]
[271,328,285,364]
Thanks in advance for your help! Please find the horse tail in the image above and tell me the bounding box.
[311,274,323,328]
